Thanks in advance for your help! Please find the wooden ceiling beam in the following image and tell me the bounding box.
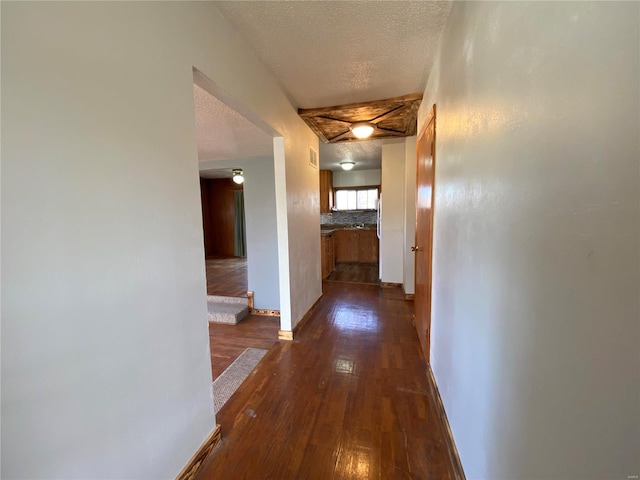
[298,93,423,144]
[328,130,352,142]
[370,105,407,124]
[376,126,406,134]
[297,93,422,118]
[317,115,352,125]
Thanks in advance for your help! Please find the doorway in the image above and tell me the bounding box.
[414,104,436,363]
[192,69,283,383]
[199,172,248,297]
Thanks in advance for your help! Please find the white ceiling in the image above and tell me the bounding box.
[197,1,452,171]
[193,83,273,163]
[215,1,452,109]
[199,168,235,179]
[319,140,383,172]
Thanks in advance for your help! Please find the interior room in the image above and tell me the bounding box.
[2,2,638,479]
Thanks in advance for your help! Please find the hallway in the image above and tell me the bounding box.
[197,282,460,479]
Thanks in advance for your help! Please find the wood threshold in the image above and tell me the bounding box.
[380,281,402,289]
[176,425,222,480]
[426,365,466,480]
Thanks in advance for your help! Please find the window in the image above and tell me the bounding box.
[334,187,379,211]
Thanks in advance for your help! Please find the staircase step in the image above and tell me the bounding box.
[207,295,249,306]
[207,301,249,325]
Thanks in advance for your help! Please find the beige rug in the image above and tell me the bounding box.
[212,348,267,413]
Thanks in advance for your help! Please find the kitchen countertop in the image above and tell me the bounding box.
[321,224,376,236]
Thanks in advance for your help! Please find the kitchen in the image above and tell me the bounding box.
[318,137,417,297]
[320,168,380,284]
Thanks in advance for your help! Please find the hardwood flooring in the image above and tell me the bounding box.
[326,262,380,285]
[197,282,458,480]
[209,314,280,379]
[205,256,248,297]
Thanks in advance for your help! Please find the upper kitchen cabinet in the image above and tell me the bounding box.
[319,170,334,213]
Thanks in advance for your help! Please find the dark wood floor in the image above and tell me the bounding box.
[205,256,248,297]
[209,314,280,379]
[197,282,457,479]
[326,262,380,285]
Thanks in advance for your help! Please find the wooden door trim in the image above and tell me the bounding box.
[415,104,436,362]
[417,104,436,144]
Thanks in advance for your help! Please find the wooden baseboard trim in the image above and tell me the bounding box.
[379,281,402,289]
[293,294,322,336]
[176,424,222,480]
[277,295,323,341]
[247,291,254,310]
[278,330,293,341]
[402,285,415,300]
[426,366,466,480]
[251,308,280,317]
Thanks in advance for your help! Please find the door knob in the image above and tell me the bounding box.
[411,246,421,252]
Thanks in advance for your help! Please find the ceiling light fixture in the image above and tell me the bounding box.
[340,161,355,171]
[349,122,376,139]
[232,169,244,184]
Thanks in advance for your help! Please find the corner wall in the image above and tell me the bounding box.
[419,2,639,478]
[200,157,280,310]
[380,141,406,283]
[1,2,318,477]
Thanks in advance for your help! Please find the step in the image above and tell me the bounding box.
[207,295,249,306]
[207,301,249,325]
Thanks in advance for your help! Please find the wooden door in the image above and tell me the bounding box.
[414,105,436,363]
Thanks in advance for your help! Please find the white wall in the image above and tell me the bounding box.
[200,157,280,311]
[418,2,639,479]
[1,2,319,477]
[332,169,381,188]
[403,137,417,294]
[380,141,406,283]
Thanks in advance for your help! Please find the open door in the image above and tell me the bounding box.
[414,105,436,363]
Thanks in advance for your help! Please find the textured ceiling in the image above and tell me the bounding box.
[215,1,452,109]
[199,168,234,179]
[193,83,273,162]
[319,140,382,172]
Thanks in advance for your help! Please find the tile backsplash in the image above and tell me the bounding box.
[321,211,377,225]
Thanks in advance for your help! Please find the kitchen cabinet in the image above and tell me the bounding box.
[319,170,334,214]
[321,234,335,279]
[334,230,357,262]
[357,229,379,263]
[334,229,379,264]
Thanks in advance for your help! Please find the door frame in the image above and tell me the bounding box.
[414,104,436,362]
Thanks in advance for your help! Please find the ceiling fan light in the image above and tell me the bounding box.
[232,169,244,184]
[340,161,355,171]
[349,122,375,139]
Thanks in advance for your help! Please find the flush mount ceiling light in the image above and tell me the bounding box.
[349,122,376,139]
[232,169,244,184]
[340,161,355,171]
[298,93,423,144]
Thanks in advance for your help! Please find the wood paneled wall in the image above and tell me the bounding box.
[200,178,243,258]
